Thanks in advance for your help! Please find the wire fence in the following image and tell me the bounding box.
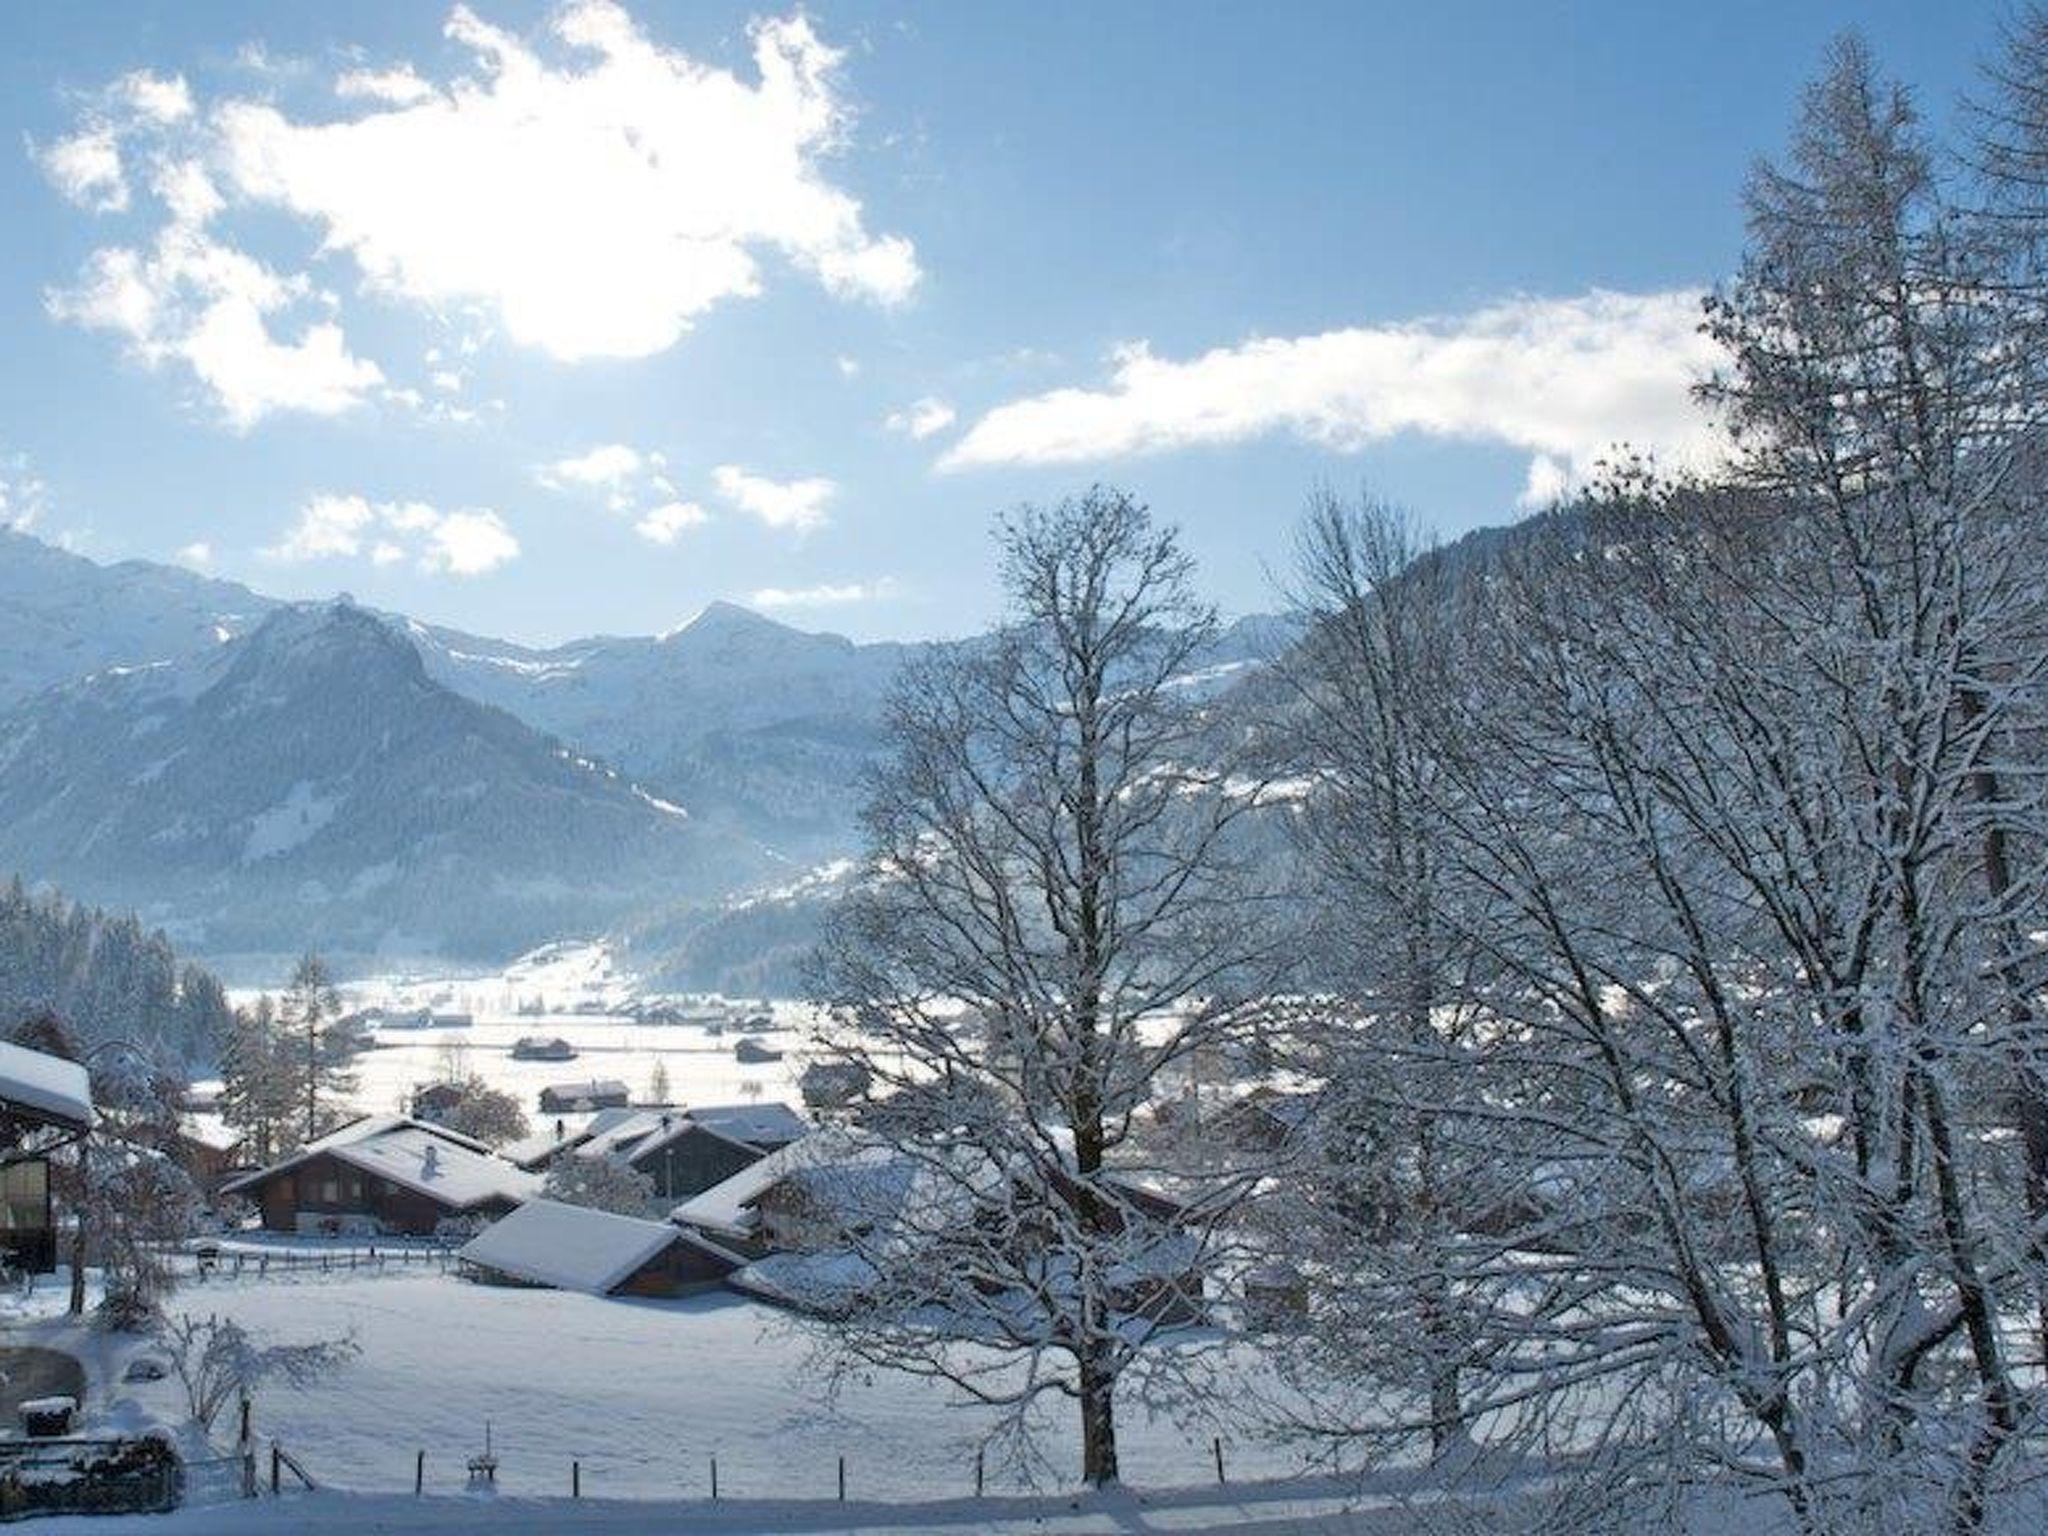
[164,1245,458,1283]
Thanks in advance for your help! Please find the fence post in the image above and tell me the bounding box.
[270,1444,280,1495]
[1212,1436,1225,1485]
[838,1454,845,1501]
[241,1451,256,1499]
[572,1459,581,1498]
[975,1447,984,1498]
[238,1392,251,1452]
[415,1449,424,1495]
[710,1454,719,1501]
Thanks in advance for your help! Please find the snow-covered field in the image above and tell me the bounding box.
[87,1269,1298,1502]
[237,942,818,1121]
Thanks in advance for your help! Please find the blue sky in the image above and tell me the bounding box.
[0,2,2001,644]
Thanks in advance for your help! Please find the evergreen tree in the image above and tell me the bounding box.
[281,954,356,1143]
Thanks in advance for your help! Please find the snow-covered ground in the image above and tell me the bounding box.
[59,1268,1310,1502]
[32,1480,1565,1535]
[234,941,818,1120]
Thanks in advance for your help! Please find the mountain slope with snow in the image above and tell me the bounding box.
[0,528,273,710]
[0,601,781,963]
[405,602,924,861]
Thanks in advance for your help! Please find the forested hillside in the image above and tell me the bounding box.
[0,876,232,1067]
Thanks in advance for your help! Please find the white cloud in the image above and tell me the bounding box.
[634,501,709,545]
[835,355,861,378]
[419,507,519,574]
[213,1,918,361]
[38,129,128,212]
[40,6,915,422]
[45,120,384,433]
[941,290,1725,498]
[536,443,648,499]
[35,73,191,214]
[0,452,50,532]
[116,71,194,125]
[47,228,386,430]
[885,396,956,440]
[335,66,437,106]
[174,541,213,568]
[751,577,895,609]
[266,492,517,575]
[712,464,834,533]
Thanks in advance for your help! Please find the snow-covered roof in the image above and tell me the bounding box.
[576,1102,809,1167]
[670,1126,993,1245]
[0,1040,92,1130]
[671,1127,872,1239]
[539,1078,628,1099]
[729,1249,877,1315]
[687,1102,808,1148]
[221,1115,539,1210]
[458,1198,735,1295]
[178,1112,243,1153]
[501,1106,637,1169]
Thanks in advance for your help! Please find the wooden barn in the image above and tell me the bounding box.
[458,1199,740,1297]
[218,1116,541,1237]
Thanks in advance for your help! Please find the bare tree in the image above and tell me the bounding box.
[159,1314,357,1434]
[809,488,1292,1486]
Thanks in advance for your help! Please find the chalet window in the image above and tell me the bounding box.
[320,1179,339,1204]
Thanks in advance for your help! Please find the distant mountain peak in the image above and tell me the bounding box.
[666,599,789,640]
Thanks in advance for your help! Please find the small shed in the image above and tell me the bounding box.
[537,1079,630,1114]
[458,1199,740,1297]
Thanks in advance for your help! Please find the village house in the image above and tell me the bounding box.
[408,1081,468,1123]
[536,1078,630,1114]
[0,1040,92,1274]
[173,1113,248,1200]
[219,1116,541,1237]
[457,1198,742,1297]
[564,1102,808,1201]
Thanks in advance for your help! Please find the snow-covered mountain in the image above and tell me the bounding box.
[0,528,274,709]
[404,601,924,861]
[0,600,781,965]
[0,530,1300,973]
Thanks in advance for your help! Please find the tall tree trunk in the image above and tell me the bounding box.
[1078,1339,1120,1487]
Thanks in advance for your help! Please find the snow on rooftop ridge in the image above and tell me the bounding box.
[329,1124,541,1210]
[459,1198,696,1295]
[0,1040,92,1129]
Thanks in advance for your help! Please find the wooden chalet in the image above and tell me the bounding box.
[219,1116,541,1237]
